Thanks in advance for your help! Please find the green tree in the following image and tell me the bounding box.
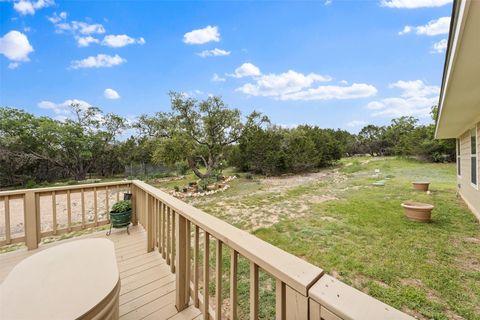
[358,125,386,156]
[151,92,265,179]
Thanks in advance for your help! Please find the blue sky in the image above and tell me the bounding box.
[0,0,453,132]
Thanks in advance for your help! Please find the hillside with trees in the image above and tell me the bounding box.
[0,94,454,188]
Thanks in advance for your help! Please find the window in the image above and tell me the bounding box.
[471,127,477,186]
[457,138,461,176]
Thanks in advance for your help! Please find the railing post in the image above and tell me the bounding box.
[146,194,154,252]
[175,212,189,311]
[24,191,40,250]
[285,286,309,320]
[131,184,138,226]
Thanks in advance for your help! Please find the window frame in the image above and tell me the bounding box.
[457,137,461,177]
[471,125,478,189]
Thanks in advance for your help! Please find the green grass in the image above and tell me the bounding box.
[254,158,480,320]
[162,157,479,320]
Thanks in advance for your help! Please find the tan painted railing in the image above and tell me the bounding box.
[0,180,413,319]
[131,180,413,320]
[0,181,132,249]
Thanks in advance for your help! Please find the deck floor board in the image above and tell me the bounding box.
[0,225,200,320]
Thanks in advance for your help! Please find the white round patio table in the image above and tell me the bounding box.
[0,238,120,320]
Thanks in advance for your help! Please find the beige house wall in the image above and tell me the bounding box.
[457,122,480,221]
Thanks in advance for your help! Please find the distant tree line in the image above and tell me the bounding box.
[354,107,454,162]
[0,95,454,187]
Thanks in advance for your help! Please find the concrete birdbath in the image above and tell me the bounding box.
[412,181,430,191]
[401,201,434,222]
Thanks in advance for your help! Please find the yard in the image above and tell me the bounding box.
[153,157,480,320]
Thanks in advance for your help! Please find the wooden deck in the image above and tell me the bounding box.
[0,226,202,320]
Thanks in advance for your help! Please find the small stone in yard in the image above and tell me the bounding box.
[372,180,385,186]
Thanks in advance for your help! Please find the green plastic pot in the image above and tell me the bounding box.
[110,209,132,228]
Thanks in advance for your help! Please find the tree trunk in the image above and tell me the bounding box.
[187,158,209,179]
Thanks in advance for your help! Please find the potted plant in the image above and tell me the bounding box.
[412,181,430,191]
[107,200,132,235]
[401,201,434,222]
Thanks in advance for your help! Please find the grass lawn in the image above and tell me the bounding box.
[152,157,480,320]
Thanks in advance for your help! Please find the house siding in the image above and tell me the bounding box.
[457,123,480,220]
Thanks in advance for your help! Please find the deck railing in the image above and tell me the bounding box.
[131,180,413,320]
[0,181,132,249]
[0,180,414,319]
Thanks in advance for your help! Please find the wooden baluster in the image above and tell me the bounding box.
[4,196,11,244]
[250,262,259,320]
[67,190,72,231]
[105,187,110,222]
[155,199,158,245]
[186,221,191,301]
[171,210,176,273]
[203,232,210,320]
[230,250,238,320]
[81,188,85,228]
[194,225,200,308]
[131,185,137,226]
[51,192,57,235]
[147,195,154,252]
[166,206,171,265]
[275,280,286,320]
[158,201,162,253]
[94,187,98,226]
[175,212,189,311]
[162,203,166,258]
[215,239,223,320]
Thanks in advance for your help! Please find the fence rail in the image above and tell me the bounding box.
[0,180,413,319]
[0,181,132,248]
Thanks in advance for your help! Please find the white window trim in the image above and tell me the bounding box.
[457,137,461,178]
[471,124,478,190]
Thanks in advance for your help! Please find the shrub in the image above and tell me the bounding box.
[175,161,190,175]
[111,200,131,213]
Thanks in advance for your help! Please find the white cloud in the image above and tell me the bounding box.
[212,73,226,82]
[279,83,377,101]
[38,99,91,115]
[182,90,204,98]
[8,62,20,69]
[76,36,99,47]
[229,62,261,78]
[340,80,348,84]
[389,80,439,97]
[0,30,34,66]
[237,70,332,97]
[70,54,126,69]
[431,38,447,53]
[347,120,366,127]
[102,34,146,48]
[367,80,439,118]
[104,88,120,99]
[48,13,106,35]
[381,0,452,8]
[48,11,67,24]
[233,64,375,101]
[197,48,230,57]
[71,21,106,35]
[366,101,385,110]
[183,25,220,44]
[324,0,332,5]
[399,17,450,36]
[13,0,54,15]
